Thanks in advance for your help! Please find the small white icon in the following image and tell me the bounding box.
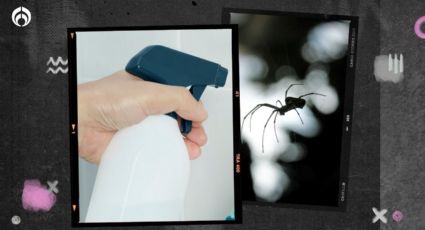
[47,180,59,194]
[11,215,21,225]
[388,53,404,74]
[374,54,405,83]
[11,7,31,27]
[372,207,388,224]
[46,57,68,74]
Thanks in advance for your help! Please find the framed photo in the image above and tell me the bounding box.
[224,9,358,210]
[68,25,241,226]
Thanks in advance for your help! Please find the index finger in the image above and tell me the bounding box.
[136,81,208,122]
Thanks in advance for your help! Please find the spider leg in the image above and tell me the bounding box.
[298,92,326,98]
[276,100,284,107]
[294,108,304,125]
[285,84,304,98]
[242,104,280,132]
[249,105,264,132]
[273,110,279,143]
[262,110,278,153]
[242,104,261,132]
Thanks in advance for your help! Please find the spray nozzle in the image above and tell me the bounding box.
[125,45,228,133]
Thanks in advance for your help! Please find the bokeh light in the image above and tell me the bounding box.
[301,21,350,63]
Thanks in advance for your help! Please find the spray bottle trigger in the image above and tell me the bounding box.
[189,85,207,101]
[178,85,207,134]
[166,111,189,133]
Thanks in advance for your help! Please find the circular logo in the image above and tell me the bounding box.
[11,215,21,225]
[11,6,31,27]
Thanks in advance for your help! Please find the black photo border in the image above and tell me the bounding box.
[222,8,359,212]
[68,24,242,227]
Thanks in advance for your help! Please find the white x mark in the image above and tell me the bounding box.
[372,207,387,224]
[47,180,59,194]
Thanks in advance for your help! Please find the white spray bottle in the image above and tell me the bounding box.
[85,45,228,222]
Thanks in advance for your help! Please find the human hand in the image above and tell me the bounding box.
[77,70,208,164]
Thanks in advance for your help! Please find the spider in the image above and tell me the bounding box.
[241,84,325,152]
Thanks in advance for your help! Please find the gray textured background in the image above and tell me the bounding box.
[2,0,418,229]
[380,0,425,229]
